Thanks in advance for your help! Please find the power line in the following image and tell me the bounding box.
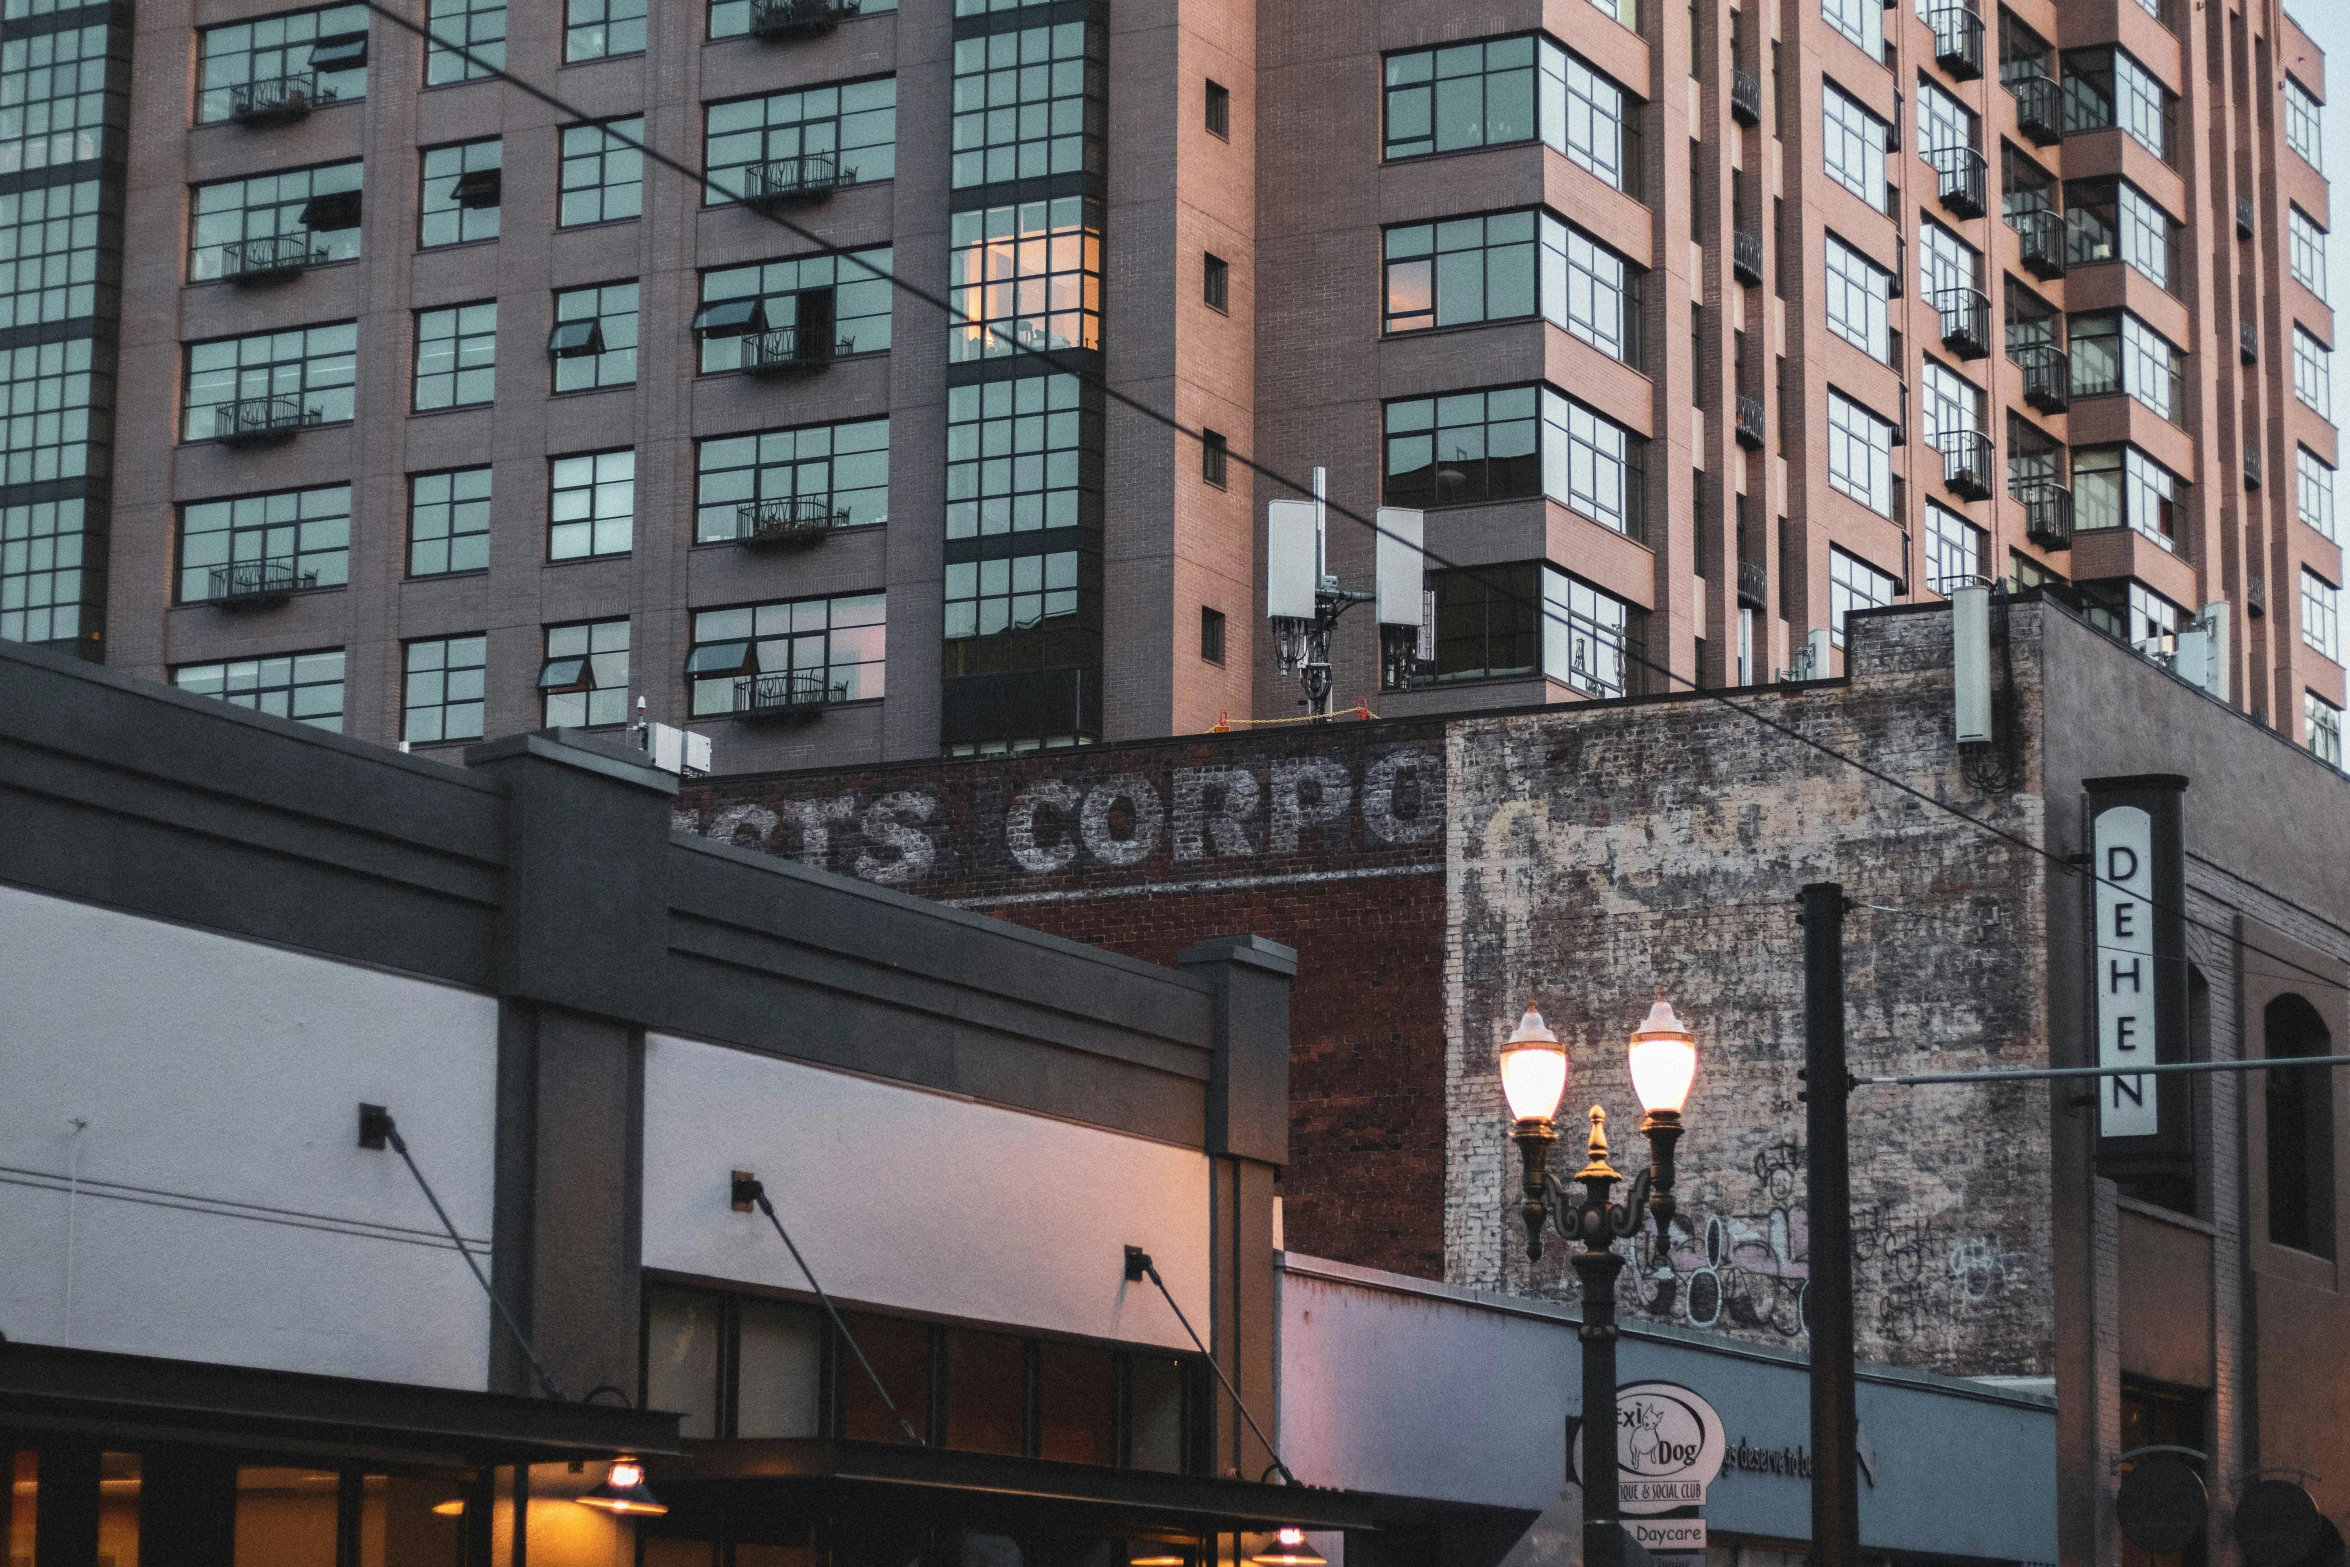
[356,3,2350,1001]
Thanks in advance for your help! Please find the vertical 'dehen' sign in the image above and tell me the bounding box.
[2087,775,2192,1179]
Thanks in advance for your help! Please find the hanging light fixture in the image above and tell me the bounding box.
[576,1456,668,1516]
[430,1499,466,1517]
[1250,1530,1326,1567]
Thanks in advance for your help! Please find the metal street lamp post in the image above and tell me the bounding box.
[1500,996,1699,1567]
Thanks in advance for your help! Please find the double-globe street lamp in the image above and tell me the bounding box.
[1499,995,1700,1567]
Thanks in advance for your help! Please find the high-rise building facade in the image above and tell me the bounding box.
[16,0,2341,771]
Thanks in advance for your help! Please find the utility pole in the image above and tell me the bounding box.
[1801,881,1860,1567]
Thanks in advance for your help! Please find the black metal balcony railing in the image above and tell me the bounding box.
[219,233,328,284]
[740,153,851,208]
[741,326,849,377]
[228,73,328,127]
[2013,207,2065,279]
[1731,229,1763,286]
[1730,69,1761,126]
[1934,286,1991,360]
[1734,395,1766,450]
[2238,194,2256,239]
[208,559,319,607]
[732,668,846,722]
[2241,319,2259,364]
[1737,559,1767,610]
[736,495,849,546]
[1927,6,1985,80]
[748,0,861,41]
[2017,343,2070,413]
[1939,430,1996,502]
[214,395,323,446]
[2018,483,2073,548]
[2009,70,2062,146]
[1928,145,1988,219]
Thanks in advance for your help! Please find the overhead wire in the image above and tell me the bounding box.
[357,2,2350,1002]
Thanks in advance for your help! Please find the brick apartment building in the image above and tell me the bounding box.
[677,599,2350,1564]
[0,0,2339,773]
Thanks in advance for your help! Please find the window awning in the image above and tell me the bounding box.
[691,299,767,337]
[0,1341,679,1465]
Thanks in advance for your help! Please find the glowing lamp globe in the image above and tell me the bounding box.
[577,1457,667,1516]
[1498,1003,1568,1125]
[1626,997,1698,1117]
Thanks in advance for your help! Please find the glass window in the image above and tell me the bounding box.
[948,196,1102,361]
[1826,390,1894,515]
[2286,75,2323,172]
[1560,222,1639,363]
[196,6,367,125]
[687,593,887,716]
[2079,579,2181,654]
[0,180,99,328]
[2072,445,2178,547]
[1918,218,1977,302]
[705,78,897,200]
[0,339,97,484]
[696,418,889,542]
[2069,311,2182,423]
[0,497,88,643]
[1821,0,1882,58]
[737,1299,822,1439]
[1918,80,1974,159]
[541,618,630,726]
[696,246,893,369]
[945,371,1093,539]
[550,280,637,390]
[566,0,645,61]
[2007,410,2064,495]
[2063,47,2169,161]
[2291,206,2328,301]
[233,1465,339,1563]
[1558,49,1632,191]
[1428,562,1539,681]
[1925,501,1985,593]
[2,24,109,176]
[2005,281,2059,360]
[1829,547,1896,646]
[409,466,492,575]
[1383,37,1541,159]
[403,634,487,744]
[425,0,502,84]
[1822,84,1889,212]
[175,648,346,731]
[1824,234,1891,362]
[549,448,634,559]
[2064,177,2175,289]
[945,550,1078,638]
[183,322,357,440]
[1381,386,1642,533]
[713,0,895,32]
[419,137,500,247]
[559,118,643,225]
[643,1285,720,1439]
[1921,358,1982,452]
[1544,567,1635,697]
[951,20,1104,189]
[2002,141,2055,222]
[189,160,363,282]
[413,301,496,410]
[2294,327,2332,418]
[2307,691,2343,768]
[178,484,350,603]
[1383,211,1540,333]
[2298,445,2336,543]
[2303,568,2341,663]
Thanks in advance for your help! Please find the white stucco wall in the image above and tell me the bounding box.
[0,883,500,1389]
[641,1033,1212,1349]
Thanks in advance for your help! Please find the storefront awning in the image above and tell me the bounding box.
[0,1341,680,1465]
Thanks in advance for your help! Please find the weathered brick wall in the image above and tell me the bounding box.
[672,720,1457,1279]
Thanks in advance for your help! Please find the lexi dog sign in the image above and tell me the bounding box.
[1616,1381,1728,1515]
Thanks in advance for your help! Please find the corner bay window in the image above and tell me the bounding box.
[951,19,1104,190]
[2308,691,2344,768]
[686,593,886,716]
[2062,46,2172,162]
[1383,210,1640,364]
[2070,311,2182,424]
[1423,562,1638,698]
[946,372,1095,540]
[2299,446,2337,543]
[1829,547,1896,646]
[1382,37,1637,195]
[2285,75,2323,172]
[2064,177,2178,290]
[2303,568,2341,664]
[946,550,1078,638]
[2294,327,2333,419]
[1382,385,1645,537]
[948,197,1102,361]
[2074,445,2179,547]
[2080,579,2182,656]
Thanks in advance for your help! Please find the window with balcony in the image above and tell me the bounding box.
[2064,177,2177,291]
[951,20,1104,190]
[175,650,346,731]
[2299,445,2337,543]
[2291,207,2328,302]
[1920,218,1979,298]
[2070,311,2182,423]
[424,0,503,84]
[1382,385,1645,536]
[1824,234,1891,362]
[189,160,362,282]
[2001,140,2054,224]
[948,197,1102,361]
[183,322,355,441]
[178,484,350,604]
[419,137,501,247]
[413,301,496,410]
[2073,444,2179,548]
[1919,79,1974,158]
[549,280,638,390]
[408,466,492,576]
[1821,0,1883,59]
[711,0,897,37]
[197,6,368,124]
[2285,76,2323,173]
[1922,359,1984,458]
[2005,279,2059,359]
[946,551,1079,640]
[559,118,643,225]
[2294,327,2333,418]
[1925,500,1985,593]
[549,449,634,560]
[706,78,897,201]
[2006,410,2064,494]
[2062,47,2172,162]
[1998,8,2057,136]
[566,0,646,61]
[686,594,887,717]
[1829,547,1896,646]
[2304,568,2342,664]
[695,418,889,543]
[402,635,487,745]
[2308,692,2344,768]
[540,619,631,726]
[946,372,1094,540]
[1822,84,1890,212]
[1827,391,1895,516]
[697,246,893,370]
